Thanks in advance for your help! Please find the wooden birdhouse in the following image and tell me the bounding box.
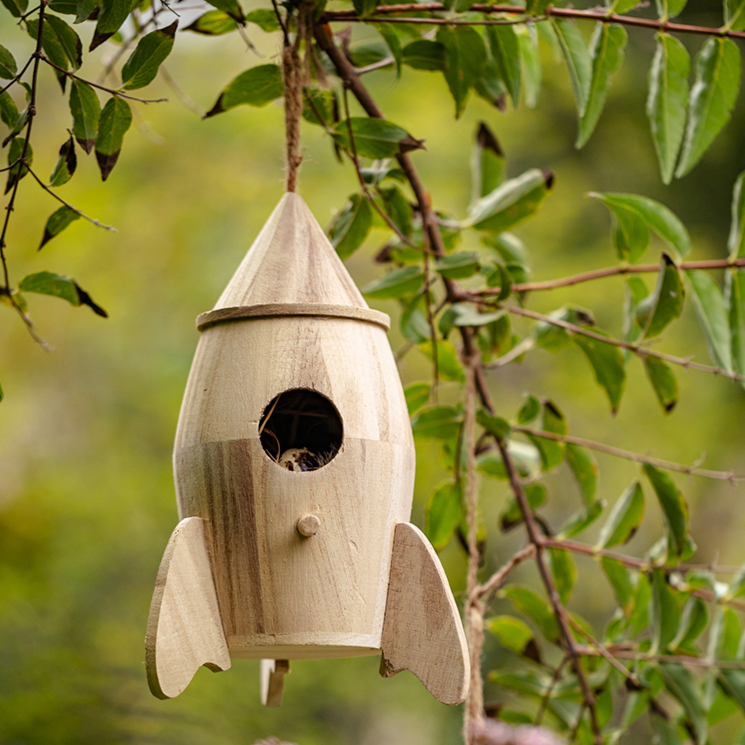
[145,193,469,707]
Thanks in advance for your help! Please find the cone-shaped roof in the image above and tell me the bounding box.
[213,193,369,311]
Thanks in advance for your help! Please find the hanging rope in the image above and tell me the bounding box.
[282,5,309,193]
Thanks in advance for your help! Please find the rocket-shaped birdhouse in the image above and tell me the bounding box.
[145,193,469,706]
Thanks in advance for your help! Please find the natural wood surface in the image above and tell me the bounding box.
[148,192,469,702]
[260,659,290,706]
[196,303,390,332]
[146,517,231,699]
[380,522,470,706]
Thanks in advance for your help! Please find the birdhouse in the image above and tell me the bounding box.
[145,193,469,707]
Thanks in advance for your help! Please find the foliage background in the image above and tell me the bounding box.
[1,0,745,741]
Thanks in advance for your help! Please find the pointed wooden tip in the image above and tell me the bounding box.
[211,193,369,312]
[146,517,231,699]
[380,522,470,705]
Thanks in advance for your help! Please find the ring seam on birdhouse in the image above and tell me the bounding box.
[196,304,391,332]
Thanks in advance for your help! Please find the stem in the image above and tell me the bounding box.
[506,304,745,383]
[575,646,745,669]
[26,167,117,234]
[474,544,536,602]
[322,3,745,40]
[495,435,602,745]
[513,426,743,482]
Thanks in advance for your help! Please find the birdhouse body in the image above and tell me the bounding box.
[146,194,469,706]
[174,314,415,658]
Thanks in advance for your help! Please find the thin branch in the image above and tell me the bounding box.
[26,168,117,234]
[575,646,745,669]
[475,544,536,602]
[495,435,602,744]
[0,54,35,96]
[40,56,168,103]
[159,65,206,117]
[485,257,745,294]
[513,426,743,483]
[535,653,570,726]
[506,304,745,383]
[486,337,535,369]
[322,3,745,40]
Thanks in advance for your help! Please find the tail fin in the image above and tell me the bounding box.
[146,517,231,699]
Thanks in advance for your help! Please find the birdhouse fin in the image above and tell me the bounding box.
[146,517,231,699]
[380,522,470,705]
[212,193,370,311]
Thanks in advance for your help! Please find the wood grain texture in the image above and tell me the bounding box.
[212,193,368,310]
[196,303,390,332]
[380,522,470,706]
[146,517,231,699]
[260,659,290,706]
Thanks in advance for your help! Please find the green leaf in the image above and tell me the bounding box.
[577,24,627,148]
[726,268,745,383]
[551,18,591,116]
[643,357,679,413]
[206,65,284,117]
[400,295,429,344]
[377,185,413,237]
[590,192,690,259]
[685,269,732,372]
[517,25,541,108]
[94,97,132,181]
[517,394,541,426]
[411,405,462,440]
[120,20,176,90]
[500,585,560,642]
[404,382,430,415]
[328,195,373,260]
[184,10,239,35]
[425,482,462,550]
[331,118,424,159]
[674,597,708,649]
[526,400,567,472]
[729,171,745,259]
[596,481,644,548]
[49,135,77,188]
[0,91,19,130]
[402,39,447,71]
[352,0,377,16]
[652,716,683,745]
[39,206,80,249]
[549,548,577,604]
[659,664,708,745]
[473,55,507,110]
[436,26,486,118]
[487,615,534,654]
[244,8,279,31]
[565,443,598,505]
[600,557,635,614]
[435,251,481,280]
[46,15,83,70]
[486,25,521,108]
[651,568,682,652]
[375,24,402,79]
[470,122,505,206]
[572,330,627,414]
[656,0,687,20]
[90,0,132,50]
[647,33,690,185]
[69,80,100,155]
[27,18,70,90]
[302,87,335,127]
[636,254,685,339]
[363,266,424,299]
[465,169,554,234]
[18,271,107,316]
[476,410,510,440]
[204,0,244,23]
[0,379,3,401]
[725,0,745,30]
[676,38,742,178]
[643,464,689,558]
[500,482,546,532]
[75,0,96,24]
[557,499,604,539]
[419,339,466,382]
[5,137,31,194]
[0,44,17,80]
[0,0,26,18]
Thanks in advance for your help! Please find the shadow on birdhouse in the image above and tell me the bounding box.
[259,389,343,471]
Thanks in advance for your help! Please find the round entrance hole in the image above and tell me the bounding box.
[259,389,343,472]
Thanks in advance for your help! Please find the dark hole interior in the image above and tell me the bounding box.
[259,389,343,471]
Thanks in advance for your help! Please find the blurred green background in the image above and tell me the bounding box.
[1,0,745,741]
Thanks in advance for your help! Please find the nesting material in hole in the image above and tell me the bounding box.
[259,389,343,471]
